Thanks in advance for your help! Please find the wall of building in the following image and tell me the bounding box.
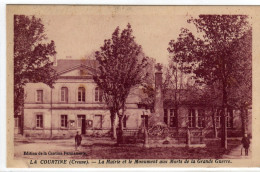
[163,106,251,138]
[24,83,52,104]
[24,108,52,138]
[23,65,251,139]
[23,70,146,138]
[23,107,144,138]
[25,79,142,105]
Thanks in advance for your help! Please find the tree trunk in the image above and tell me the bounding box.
[240,107,248,136]
[117,114,123,144]
[117,106,125,144]
[221,108,227,149]
[245,108,249,135]
[186,128,191,147]
[112,120,117,139]
[221,79,228,149]
[110,110,117,140]
[175,106,179,133]
[240,108,245,136]
[211,108,218,138]
[15,87,24,135]
[21,109,24,135]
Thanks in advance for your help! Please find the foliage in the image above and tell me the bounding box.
[190,15,251,148]
[187,15,250,86]
[14,15,57,116]
[168,15,251,148]
[167,28,203,107]
[227,29,252,109]
[168,28,203,75]
[137,57,156,112]
[94,23,148,142]
[168,15,251,107]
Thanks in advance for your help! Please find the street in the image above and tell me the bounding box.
[14,136,247,159]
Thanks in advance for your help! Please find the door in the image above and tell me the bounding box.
[82,119,86,134]
[77,115,86,134]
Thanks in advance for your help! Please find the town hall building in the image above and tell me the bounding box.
[21,59,146,138]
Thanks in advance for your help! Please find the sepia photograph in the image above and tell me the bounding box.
[6,5,260,168]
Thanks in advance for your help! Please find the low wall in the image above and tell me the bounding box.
[23,129,110,138]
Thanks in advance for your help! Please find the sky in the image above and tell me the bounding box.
[41,10,198,65]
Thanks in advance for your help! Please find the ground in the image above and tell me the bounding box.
[14,136,251,159]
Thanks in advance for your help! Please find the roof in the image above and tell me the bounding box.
[163,88,222,107]
[52,59,99,74]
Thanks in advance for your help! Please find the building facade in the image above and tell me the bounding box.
[22,59,145,138]
[20,59,252,138]
[162,104,252,138]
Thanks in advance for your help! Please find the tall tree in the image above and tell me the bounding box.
[167,28,202,130]
[228,29,252,135]
[14,15,57,134]
[168,16,251,149]
[94,24,148,143]
[179,15,250,149]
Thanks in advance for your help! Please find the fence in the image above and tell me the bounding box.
[119,129,204,145]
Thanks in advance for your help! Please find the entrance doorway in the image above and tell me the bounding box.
[77,115,86,134]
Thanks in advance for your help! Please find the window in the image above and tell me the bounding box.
[169,109,178,127]
[188,109,196,128]
[78,87,85,102]
[226,109,233,128]
[61,87,68,102]
[215,110,221,128]
[164,109,168,124]
[61,115,68,128]
[36,114,43,128]
[95,87,103,102]
[198,109,205,128]
[36,90,43,102]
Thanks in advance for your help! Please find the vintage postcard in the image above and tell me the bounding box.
[6,5,260,168]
